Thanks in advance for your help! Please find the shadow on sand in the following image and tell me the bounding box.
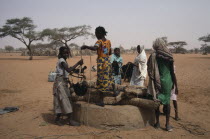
[41,111,69,125]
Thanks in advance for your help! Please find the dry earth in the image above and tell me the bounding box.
[0,52,210,139]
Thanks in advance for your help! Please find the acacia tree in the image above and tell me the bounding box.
[168,41,187,53]
[198,34,210,54]
[5,45,14,52]
[0,17,42,60]
[42,25,94,57]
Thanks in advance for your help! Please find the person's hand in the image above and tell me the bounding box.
[81,45,87,50]
[78,59,83,65]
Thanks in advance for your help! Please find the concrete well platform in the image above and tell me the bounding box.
[73,101,155,130]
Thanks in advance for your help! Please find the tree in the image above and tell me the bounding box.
[130,46,136,53]
[4,45,14,52]
[161,36,168,44]
[194,48,199,54]
[198,34,210,43]
[69,43,80,50]
[119,45,125,53]
[42,25,94,57]
[0,17,42,60]
[200,44,210,55]
[198,34,210,54]
[168,41,187,53]
[16,47,26,52]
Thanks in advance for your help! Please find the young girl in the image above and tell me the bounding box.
[53,46,83,126]
[81,26,114,107]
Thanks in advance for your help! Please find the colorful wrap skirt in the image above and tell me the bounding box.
[97,57,114,93]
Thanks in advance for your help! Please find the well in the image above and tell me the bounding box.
[73,101,155,130]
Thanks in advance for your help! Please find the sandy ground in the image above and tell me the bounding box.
[0,52,210,139]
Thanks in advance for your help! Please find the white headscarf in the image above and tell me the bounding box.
[130,45,147,86]
[136,45,147,78]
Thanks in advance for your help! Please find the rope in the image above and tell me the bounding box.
[86,50,92,126]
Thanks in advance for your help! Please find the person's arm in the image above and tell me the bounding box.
[173,73,179,95]
[61,59,83,73]
[81,45,97,51]
[109,48,112,55]
[171,64,178,94]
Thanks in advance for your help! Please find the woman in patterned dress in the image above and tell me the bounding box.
[81,26,114,107]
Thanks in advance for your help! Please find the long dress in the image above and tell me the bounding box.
[130,49,147,86]
[53,58,73,114]
[156,57,173,105]
[95,39,114,93]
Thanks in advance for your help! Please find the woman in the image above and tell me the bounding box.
[81,26,114,107]
[147,38,178,131]
[130,45,147,87]
[53,46,83,126]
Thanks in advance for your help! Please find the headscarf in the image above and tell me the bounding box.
[138,45,147,66]
[153,38,173,62]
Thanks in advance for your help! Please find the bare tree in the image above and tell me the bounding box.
[0,17,42,60]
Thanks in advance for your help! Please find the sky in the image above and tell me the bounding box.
[0,0,210,49]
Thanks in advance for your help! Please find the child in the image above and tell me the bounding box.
[110,48,123,96]
[81,26,114,107]
[53,46,83,126]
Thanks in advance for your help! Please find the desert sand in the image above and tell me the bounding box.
[0,53,210,139]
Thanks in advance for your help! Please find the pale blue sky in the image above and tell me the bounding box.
[0,0,210,49]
